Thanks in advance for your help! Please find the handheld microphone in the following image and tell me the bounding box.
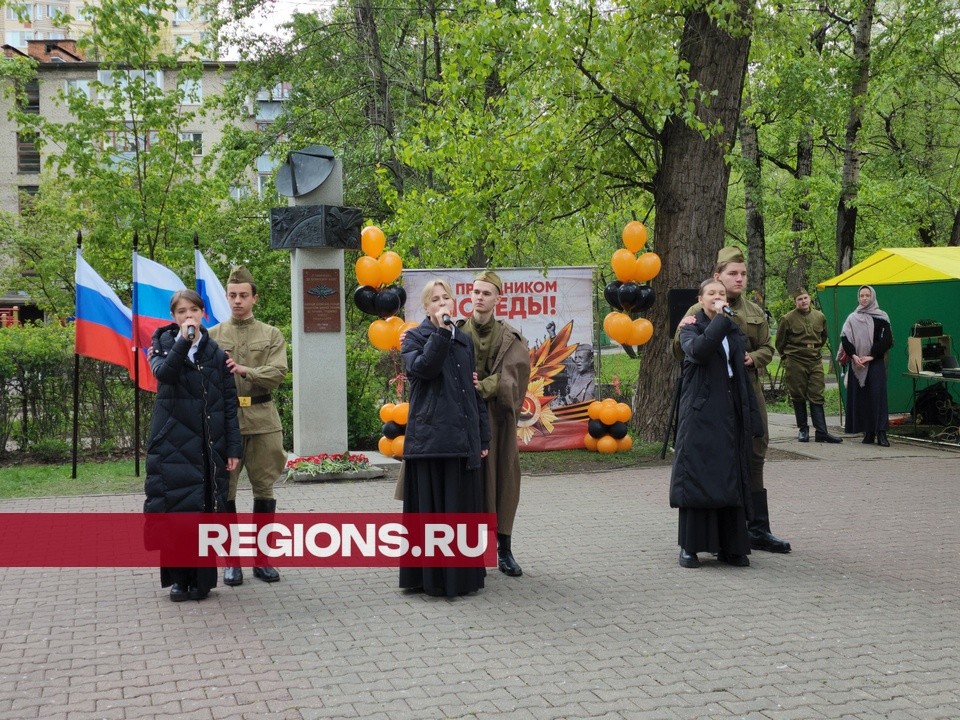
[441,313,454,326]
[186,325,196,341]
[721,306,735,318]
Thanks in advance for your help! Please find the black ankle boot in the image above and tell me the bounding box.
[876,431,890,447]
[862,433,875,444]
[222,499,243,586]
[252,498,280,582]
[747,490,792,553]
[497,533,523,577]
[793,401,809,443]
[811,404,842,443]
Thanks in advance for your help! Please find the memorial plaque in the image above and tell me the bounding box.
[302,269,341,333]
[270,205,362,250]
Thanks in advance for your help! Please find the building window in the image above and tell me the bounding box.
[17,133,41,173]
[179,77,202,104]
[17,185,39,214]
[180,132,203,156]
[174,5,191,23]
[258,173,272,197]
[229,185,251,200]
[65,78,94,100]
[19,81,40,114]
[97,69,164,92]
[6,4,33,21]
[5,30,36,47]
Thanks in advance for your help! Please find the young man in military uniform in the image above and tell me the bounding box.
[458,270,531,576]
[674,247,791,554]
[208,267,289,585]
[775,288,842,444]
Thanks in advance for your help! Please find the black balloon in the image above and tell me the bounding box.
[608,421,628,440]
[603,281,624,311]
[617,282,642,312]
[375,287,403,318]
[635,286,656,312]
[395,285,407,307]
[382,421,402,439]
[587,419,607,439]
[354,285,379,316]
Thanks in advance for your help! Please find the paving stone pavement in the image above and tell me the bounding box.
[1,413,958,720]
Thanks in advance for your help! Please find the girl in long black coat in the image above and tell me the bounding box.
[144,289,242,602]
[670,279,762,569]
[399,278,490,597]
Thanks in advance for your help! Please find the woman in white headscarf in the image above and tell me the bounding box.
[840,285,893,446]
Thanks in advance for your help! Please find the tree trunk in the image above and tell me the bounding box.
[835,0,876,274]
[633,3,753,442]
[788,123,814,294]
[740,92,766,303]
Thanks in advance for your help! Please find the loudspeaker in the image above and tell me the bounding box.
[667,288,699,337]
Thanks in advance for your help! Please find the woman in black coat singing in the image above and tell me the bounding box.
[670,278,762,569]
[144,289,242,602]
[399,278,490,597]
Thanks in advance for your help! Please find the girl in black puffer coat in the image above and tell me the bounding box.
[144,289,242,602]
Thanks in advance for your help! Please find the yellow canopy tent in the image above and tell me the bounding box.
[817,247,960,413]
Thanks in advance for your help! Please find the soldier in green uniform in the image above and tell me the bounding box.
[775,288,842,444]
[674,247,791,554]
[208,267,289,585]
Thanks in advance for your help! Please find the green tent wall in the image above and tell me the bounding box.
[816,248,960,414]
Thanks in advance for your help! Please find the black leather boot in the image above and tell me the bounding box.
[811,404,842,443]
[252,498,280,582]
[497,533,523,577]
[876,431,890,447]
[747,489,792,553]
[793,401,809,442]
[222,500,243,586]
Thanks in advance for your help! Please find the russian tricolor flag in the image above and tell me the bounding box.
[74,250,133,372]
[132,253,186,349]
[194,249,231,328]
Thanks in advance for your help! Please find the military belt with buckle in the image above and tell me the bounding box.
[238,395,272,407]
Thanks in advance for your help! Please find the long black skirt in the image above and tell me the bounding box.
[399,457,486,597]
[678,506,750,555]
[844,361,889,434]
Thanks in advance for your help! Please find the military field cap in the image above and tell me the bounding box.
[474,269,502,293]
[793,287,810,298]
[227,266,255,285]
[716,246,745,265]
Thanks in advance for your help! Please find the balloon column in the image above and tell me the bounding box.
[603,221,661,348]
[377,402,409,458]
[583,399,633,454]
[354,225,416,350]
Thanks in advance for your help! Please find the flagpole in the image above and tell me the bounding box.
[71,231,83,480]
[132,231,141,478]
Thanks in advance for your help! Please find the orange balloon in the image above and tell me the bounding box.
[599,403,619,426]
[603,311,633,345]
[361,225,386,258]
[356,256,383,288]
[634,252,662,282]
[603,397,617,406]
[379,403,396,423]
[391,434,405,457]
[616,402,632,423]
[597,435,618,454]
[630,317,654,346]
[611,249,638,283]
[391,402,409,426]
[584,433,599,452]
[378,251,403,285]
[378,435,393,456]
[384,315,404,350]
[587,401,603,420]
[617,435,633,452]
[622,221,648,253]
[368,319,394,350]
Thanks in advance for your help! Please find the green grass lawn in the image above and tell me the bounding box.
[0,460,143,500]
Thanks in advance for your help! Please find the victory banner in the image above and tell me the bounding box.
[402,267,596,450]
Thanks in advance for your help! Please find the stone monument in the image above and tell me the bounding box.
[270,145,363,455]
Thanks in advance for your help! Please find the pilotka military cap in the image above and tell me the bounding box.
[474,270,503,293]
[716,246,746,265]
[227,266,255,285]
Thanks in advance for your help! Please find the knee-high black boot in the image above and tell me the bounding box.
[811,404,842,443]
[747,490,792,553]
[222,500,243,586]
[793,401,809,442]
[497,533,522,577]
[252,498,280,582]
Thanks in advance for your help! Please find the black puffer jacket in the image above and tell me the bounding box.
[401,318,490,470]
[144,324,242,514]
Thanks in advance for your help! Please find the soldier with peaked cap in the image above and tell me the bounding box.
[674,246,792,555]
[776,288,842,444]
[208,266,289,585]
[458,270,532,577]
